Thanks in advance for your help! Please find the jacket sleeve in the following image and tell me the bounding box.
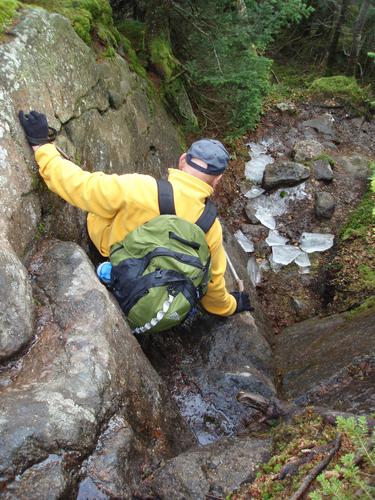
[200,219,237,316]
[34,144,136,218]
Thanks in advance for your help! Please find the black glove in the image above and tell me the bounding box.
[19,110,56,146]
[230,291,254,313]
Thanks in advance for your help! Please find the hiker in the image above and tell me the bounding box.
[19,110,252,331]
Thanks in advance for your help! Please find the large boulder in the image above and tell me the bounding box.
[0,242,34,360]
[0,8,182,256]
[262,161,310,190]
[275,308,375,413]
[138,436,271,500]
[0,241,194,497]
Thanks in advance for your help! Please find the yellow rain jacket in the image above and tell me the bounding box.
[35,144,236,316]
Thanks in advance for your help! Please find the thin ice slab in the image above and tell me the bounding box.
[300,232,334,253]
[266,230,288,247]
[247,256,261,286]
[272,245,301,265]
[294,251,311,267]
[244,186,265,199]
[234,230,254,253]
[255,208,276,230]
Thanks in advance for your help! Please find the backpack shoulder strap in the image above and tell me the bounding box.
[195,199,218,233]
[157,179,176,215]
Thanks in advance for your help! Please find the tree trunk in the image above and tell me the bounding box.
[347,0,371,76]
[326,0,350,73]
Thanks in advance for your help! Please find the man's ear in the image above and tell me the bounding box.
[212,174,223,188]
[178,153,187,170]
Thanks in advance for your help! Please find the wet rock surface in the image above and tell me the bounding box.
[0,241,194,497]
[313,159,334,181]
[0,244,34,361]
[262,161,310,190]
[293,139,324,162]
[275,308,375,410]
[315,191,336,218]
[138,436,271,500]
[141,311,276,445]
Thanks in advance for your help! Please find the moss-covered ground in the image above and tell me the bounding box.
[0,0,19,36]
[231,411,374,499]
[328,164,375,315]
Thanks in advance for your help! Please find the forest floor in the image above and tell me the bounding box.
[213,98,374,333]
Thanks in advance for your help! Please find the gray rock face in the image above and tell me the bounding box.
[340,155,371,181]
[142,311,276,446]
[0,244,34,361]
[313,159,334,181]
[138,436,271,500]
[263,161,310,190]
[301,116,336,141]
[293,139,324,162]
[0,241,193,496]
[275,308,375,411]
[0,8,182,256]
[315,191,336,219]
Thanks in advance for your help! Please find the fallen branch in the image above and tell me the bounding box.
[290,434,342,500]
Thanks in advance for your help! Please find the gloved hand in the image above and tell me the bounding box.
[230,291,254,313]
[18,110,56,146]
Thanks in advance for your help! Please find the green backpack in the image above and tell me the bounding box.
[109,179,217,335]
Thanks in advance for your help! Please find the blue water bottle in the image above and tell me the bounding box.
[97,262,112,284]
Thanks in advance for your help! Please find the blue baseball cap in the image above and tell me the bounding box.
[186,138,230,176]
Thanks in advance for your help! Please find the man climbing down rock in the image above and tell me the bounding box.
[19,110,252,333]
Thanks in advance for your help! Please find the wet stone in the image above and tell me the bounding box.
[244,203,260,224]
[315,192,336,219]
[293,139,324,162]
[262,161,310,191]
[301,116,336,140]
[313,159,334,181]
[138,436,271,500]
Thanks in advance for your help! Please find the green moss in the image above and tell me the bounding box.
[0,0,19,35]
[149,36,179,81]
[116,19,144,53]
[122,35,147,79]
[314,153,336,166]
[22,0,119,48]
[345,295,375,320]
[309,75,367,105]
[340,188,374,241]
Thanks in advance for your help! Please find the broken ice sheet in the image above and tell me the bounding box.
[244,141,274,184]
[272,245,301,265]
[300,233,334,253]
[255,208,276,230]
[247,256,261,286]
[268,254,283,273]
[234,230,254,253]
[294,251,311,268]
[244,186,265,199]
[266,230,288,247]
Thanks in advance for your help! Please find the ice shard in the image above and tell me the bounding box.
[255,208,276,230]
[294,251,311,267]
[272,245,301,265]
[244,186,265,199]
[234,230,254,253]
[300,233,334,253]
[247,256,262,286]
[266,230,288,247]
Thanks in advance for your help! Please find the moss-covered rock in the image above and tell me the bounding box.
[309,75,367,105]
[22,0,120,48]
[0,0,19,35]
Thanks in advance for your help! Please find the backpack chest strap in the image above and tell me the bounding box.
[156,179,217,233]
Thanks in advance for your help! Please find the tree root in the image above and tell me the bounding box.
[290,433,342,500]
